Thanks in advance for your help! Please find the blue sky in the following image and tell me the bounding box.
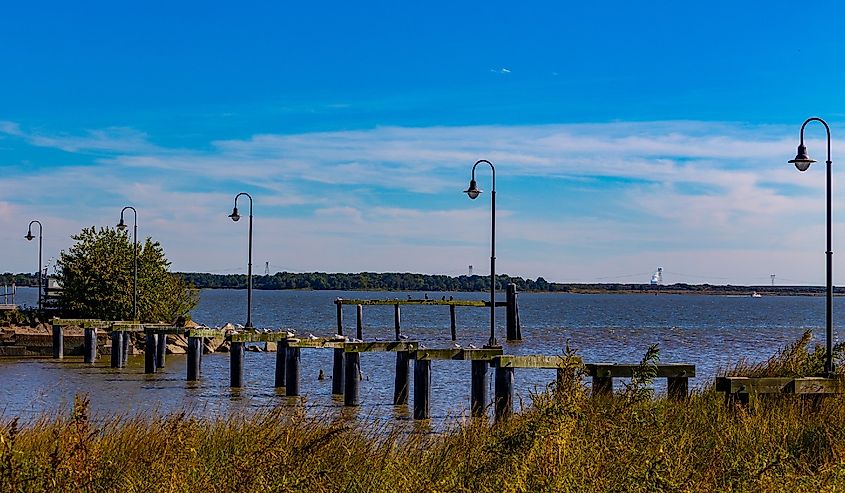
[3,1,845,284]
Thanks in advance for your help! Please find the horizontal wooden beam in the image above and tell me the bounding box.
[334,299,506,307]
[586,364,695,378]
[495,355,582,369]
[414,347,503,361]
[345,341,418,353]
[288,338,346,349]
[790,377,845,394]
[186,329,226,338]
[51,318,109,328]
[111,323,143,332]
[715,376,845,395]
[228,331,294,343]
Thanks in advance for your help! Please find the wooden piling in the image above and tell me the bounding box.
[331,347,344,395]
[110,331,121,368]
[275,340,287,388]
[230,342,244,388]
[344,351,361,406]
[506,283,520,341]
[51,325,63,359]
[592,376,613,397]
[356,304,363,340]
[394,304,401,341]
[336,300,343,336]
[668,376,689,400]
[156,333,166,368]
[494,366,514,422]
[121,332,130,367]
[187,336,201,381]
[450,304,457,341]
[471,360,488,417]
[285,347,301,396]
[83,327,97,363]
[393,351,410,405]
[413,359,431,419]
[144,334,157,374]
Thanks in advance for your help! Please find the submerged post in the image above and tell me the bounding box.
[186,336,202,381]
[144,333,157,374]
[494,366,514,422]
[393,350,410,405]
[83,327,97,363]
[275,339,287,388]
[51,324,63,359]
[506,283,520,341]
[121,332,130,367]
[156,333,166,368]
[471,360,488,417]
[413,359,431,420]
[110,331,121,368]
[394,304,401,341]
[450,304,457,341]
[356,304,363,340]
[344,351,361,406]
[285,346,301,396]
[230,341,244,387]
[332,347,344,395]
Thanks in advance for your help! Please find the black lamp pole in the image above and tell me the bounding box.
[788,117,834,375]
[464,159,498,347]
[24,220,43,311]
[117,206,138,321]
[229,192,254,328]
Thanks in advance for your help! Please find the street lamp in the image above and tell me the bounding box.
[229,192,254,328]
[788,117,834,375]
[24,220,43,311]
[117,206,138,321]
[464,159,499,347]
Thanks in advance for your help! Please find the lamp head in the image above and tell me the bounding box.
[464,179,482,200]
[788,144,816,172]
[229,207,241,222]
[116,218,127,231]
[24,231,34,241]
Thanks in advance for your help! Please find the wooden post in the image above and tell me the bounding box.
[356,304,363,340]
[144,334,157,374]
[230,342,244,388]
[51,325,63,359]
[450,304,457,341]
[156,333,166,368]
[285,347,301,396]
[110,331,121,368]
[471,360,488,417]
[121,332,130,367]
[336,300,343,336]
[592,376,613,397]
[506,283,519,341]
[331,347,344,395]
[393,351,410,405]
[668,377,689,400]
[344,351,361,406]
[275,340,287,388]
[394,304,401,341]
[413,359,431,419]
[83,327,97,363]
[494,366,514,422]
[187,336,201,381]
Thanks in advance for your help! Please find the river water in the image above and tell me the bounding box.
[1,287,840,424]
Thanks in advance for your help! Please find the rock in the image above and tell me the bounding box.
[217,341,231,353]
[166,343,187,355]
[264,342,277,352]
[204,336,225,354]
[166,335,189,354]
[245,344,263,352]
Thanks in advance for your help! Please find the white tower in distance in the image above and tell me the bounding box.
[468,265,473,276]
[650,267,663,285]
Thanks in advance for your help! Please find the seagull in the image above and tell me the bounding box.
[441,296,446,301]
[449,296,454,301]
[399,334,409,340]
[424,293,429,300]
[308,333,318,340]
[374,337,384,342]
[318,369,325,380]
[235,323,245,329]
[452,342,461,349]
[407,295,412,300]
[468,344,477,349]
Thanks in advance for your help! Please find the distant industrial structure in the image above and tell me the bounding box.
[468,265,473,276]
[265,261,270,276]
[650,267,663,285]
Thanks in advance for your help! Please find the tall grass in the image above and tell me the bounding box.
[2,335,845,492]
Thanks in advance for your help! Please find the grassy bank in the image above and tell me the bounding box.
[2,338,844,492]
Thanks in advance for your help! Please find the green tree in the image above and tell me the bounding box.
[57,227,198,322]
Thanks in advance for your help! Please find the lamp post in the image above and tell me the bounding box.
[464,159,499,347]
[788,117,834,376]
[117,206,139,321]
[229,192,254,328]
[24,220,43,311]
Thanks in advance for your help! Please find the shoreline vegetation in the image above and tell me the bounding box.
[1,271,837,297]
[1,336,844,491]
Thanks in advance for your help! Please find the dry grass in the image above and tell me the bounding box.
[2,335,845,492]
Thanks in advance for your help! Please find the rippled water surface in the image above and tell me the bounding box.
[2,287,841,424]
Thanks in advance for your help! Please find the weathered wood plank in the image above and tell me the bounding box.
[144,326,185,335]
[715,376,792,394]
[52,318,109,329]
[586,364,695,378]
[287,338,346,348]
[228,332,295,343]
[790,377,845,394]
[345,341,418,353]
[494,355,582,369]
[186,329,225,338]
[414,348,503,361]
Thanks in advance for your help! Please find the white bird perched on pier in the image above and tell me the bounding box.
[285,331,296,338]
[308,333,318,340]
[350,337,363,343]
[399,334,409,340]
[468,344,477,349]
[235,323,245,329]
[452,342,461,349]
